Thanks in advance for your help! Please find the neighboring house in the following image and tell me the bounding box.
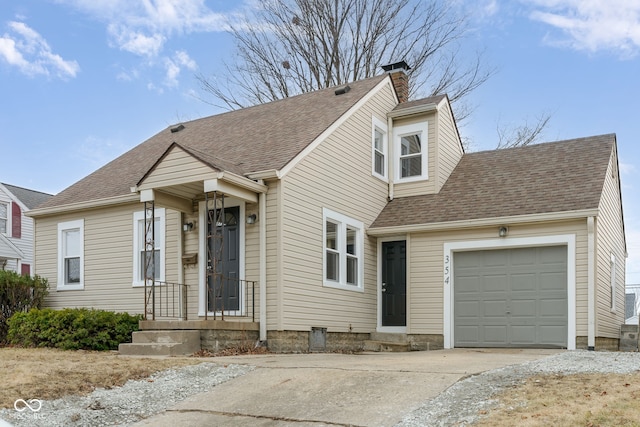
[0,183,52,275]
[626,285,640,325]
[28,63,627,352]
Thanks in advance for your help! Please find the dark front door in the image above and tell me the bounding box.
[207,206,240,312]
[382,240,406,327]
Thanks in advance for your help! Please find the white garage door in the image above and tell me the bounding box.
[454,246,567,348]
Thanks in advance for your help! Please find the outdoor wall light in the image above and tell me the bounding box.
[247,214,257,224]
[498,226,508,238]
[183,222,194,232]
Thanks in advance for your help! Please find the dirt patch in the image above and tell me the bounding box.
[0,347,202,409]
[476,372,640,426]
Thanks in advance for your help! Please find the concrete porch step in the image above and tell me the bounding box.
[363,340,410,352]
[118,330,201,356]
[364,333,410,352]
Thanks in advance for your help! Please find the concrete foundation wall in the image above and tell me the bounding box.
[408,334,444,351]
[576,336,620,351]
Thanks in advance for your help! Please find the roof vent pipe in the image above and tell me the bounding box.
[382,61,411,103]
[334,85,351,96]
[170,124,185,133]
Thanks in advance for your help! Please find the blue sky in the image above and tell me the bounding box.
[1,0,639,283]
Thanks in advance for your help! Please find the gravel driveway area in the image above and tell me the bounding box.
[1,350,639,427]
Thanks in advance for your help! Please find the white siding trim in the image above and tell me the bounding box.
[443,234,576,350]
[57,219,84,291]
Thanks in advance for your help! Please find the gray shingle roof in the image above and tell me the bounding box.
[39,74,389,210]
[370,134,615,229]
[1,183,53,210]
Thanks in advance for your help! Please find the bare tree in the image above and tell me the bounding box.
[197,0,493,122]
[495,112,552,149]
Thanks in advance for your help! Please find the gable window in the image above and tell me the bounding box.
[57,219,84,290]
[323,208,364,291]
[0,202,6,234]
[394,122,428,182]
[372,116,388,180]
[133,208,165,286]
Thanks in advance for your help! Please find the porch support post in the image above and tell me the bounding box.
[259,187,267,341]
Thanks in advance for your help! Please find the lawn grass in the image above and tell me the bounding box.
[0,347,203,409]
[476,372,640,426]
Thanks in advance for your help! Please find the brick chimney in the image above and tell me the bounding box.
[382,61,411,103]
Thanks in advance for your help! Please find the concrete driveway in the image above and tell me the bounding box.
[134,348,558,427]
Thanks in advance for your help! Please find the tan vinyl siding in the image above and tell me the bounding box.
[278,85,397,333]
[181,209,200,318]
[407,220,588,336]
[35,203,180,314]
[139,148,215,190]
[435,102,463,192]
[595,148,626,338]
[392,113,437,197]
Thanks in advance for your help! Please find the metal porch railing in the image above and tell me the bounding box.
[144,281,189,320]
[205,277,256,321]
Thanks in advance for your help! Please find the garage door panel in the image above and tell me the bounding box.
[454,246,567,348]
[484,326,508,343]
[483,274,508,292]
[510,248,537,266]
[483,250,509,266]
[539,272,565,290]
[510,326,536,344]
[510,273,537,291]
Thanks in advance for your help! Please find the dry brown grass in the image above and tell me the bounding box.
[0,347,204,409]
[476,372,640,426]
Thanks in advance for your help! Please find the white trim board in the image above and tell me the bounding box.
[443,234,576,350]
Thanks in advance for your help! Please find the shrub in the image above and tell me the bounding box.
[0,270,48,344]
[7,308,142,351]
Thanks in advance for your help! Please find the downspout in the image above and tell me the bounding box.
[259,183,267,342]
[587,216,595,350]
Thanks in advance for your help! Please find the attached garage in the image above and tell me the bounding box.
[453,246,568,348]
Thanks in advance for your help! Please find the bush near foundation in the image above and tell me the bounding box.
[0,270,48,344]
[7,308,142,351]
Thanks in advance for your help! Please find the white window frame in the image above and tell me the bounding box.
[0,202,8,235]
[322,208,364,292]
[393,121,428,182]
[132,208,166,287]
[57,219,84,291]
[372,116,388,181]
[610,252,616,312]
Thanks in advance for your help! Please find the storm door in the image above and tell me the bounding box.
[207,206,240,312]
[381,240,406,326]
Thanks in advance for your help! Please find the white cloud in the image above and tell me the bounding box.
[528,0,640,57]
[0,21,79,78]
[54,0,230,58]
[620,161,636,176]
[163,50,197,87]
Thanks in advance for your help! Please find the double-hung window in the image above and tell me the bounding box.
[394,122,428,182]
[0,202,7,234]
[372,116,388,180]
[133,208,165,286]
[57,219,84,290]
[323,208,364,291]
